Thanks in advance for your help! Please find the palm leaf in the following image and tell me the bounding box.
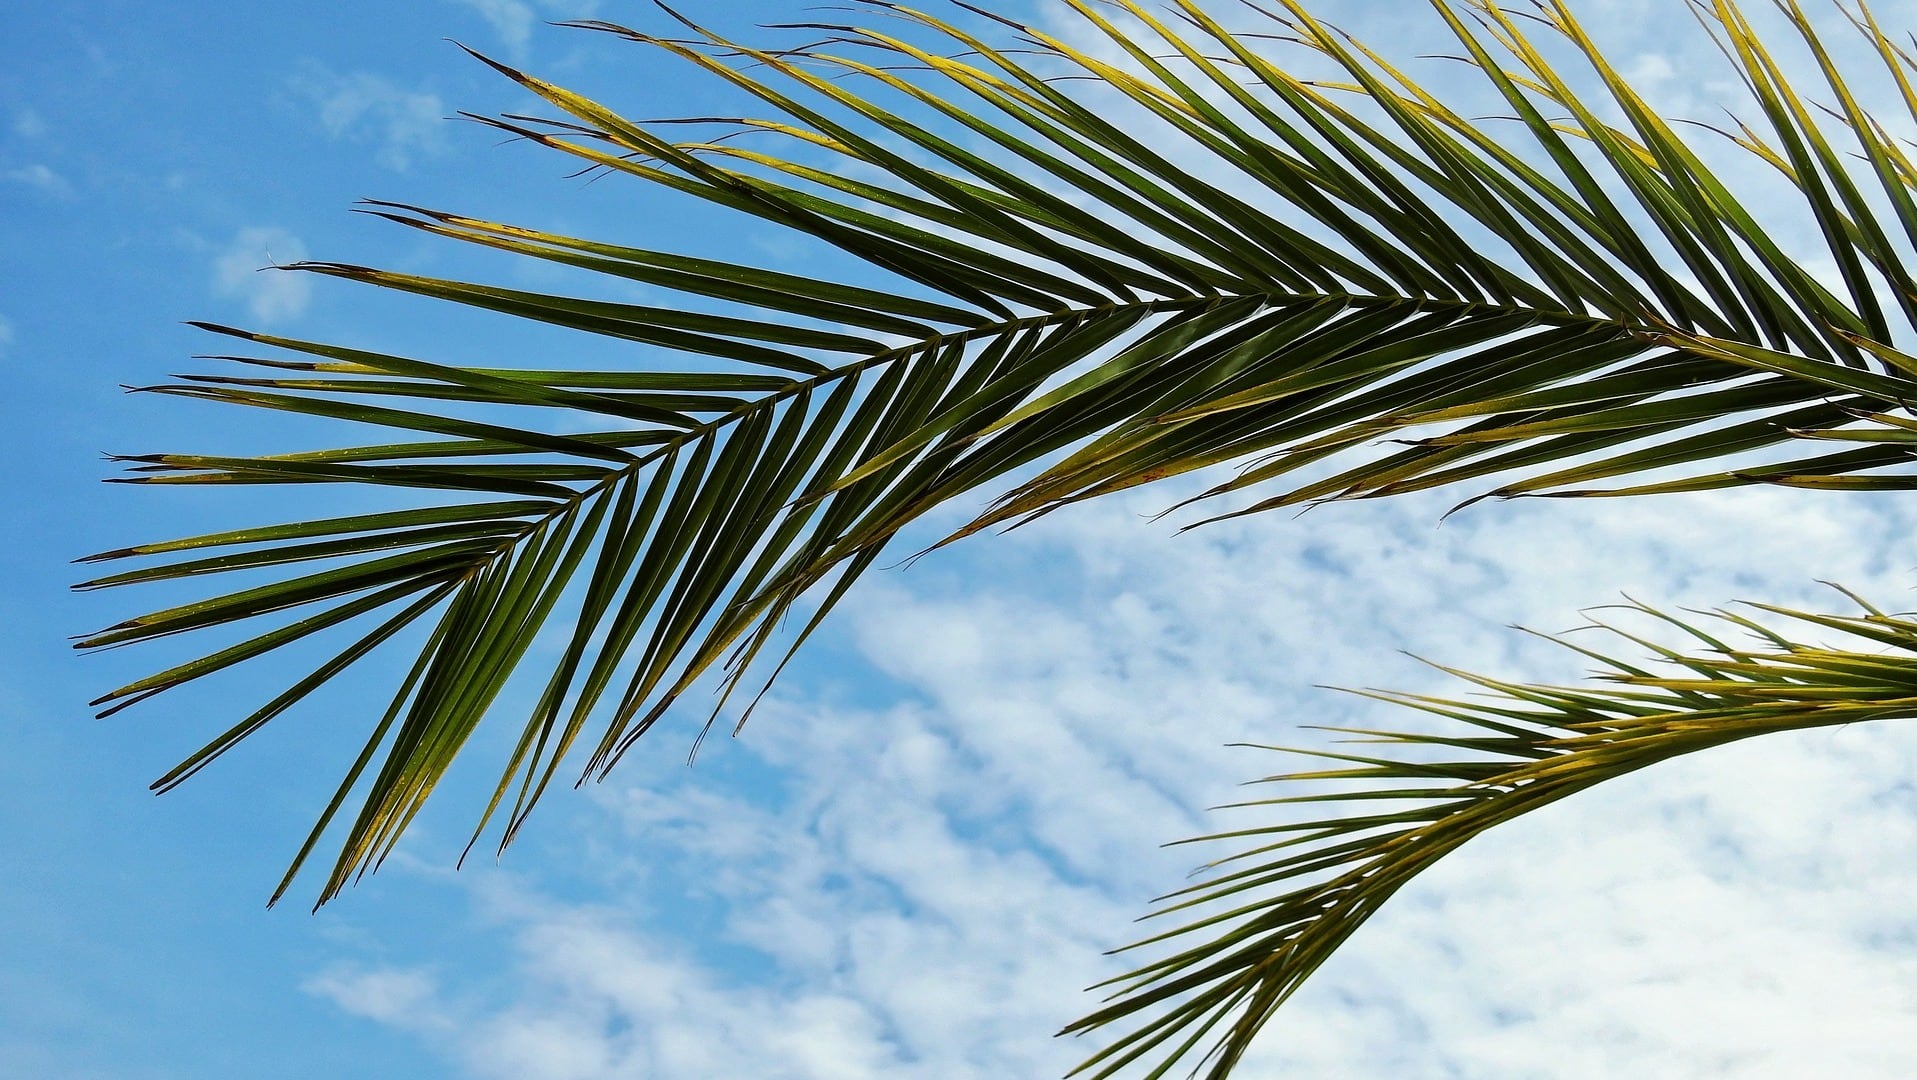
[1062,593,1917,1079]
[79,0,1917,1073]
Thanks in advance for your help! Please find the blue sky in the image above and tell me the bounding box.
[5,2,1917,1078]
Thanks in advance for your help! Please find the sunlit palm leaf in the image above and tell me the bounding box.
[1064,593,1917,1079]
[77,0,1917,1072]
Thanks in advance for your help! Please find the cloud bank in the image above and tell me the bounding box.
[308,485,1917,1079]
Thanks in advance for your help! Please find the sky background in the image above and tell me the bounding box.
[5,1,1917,1078]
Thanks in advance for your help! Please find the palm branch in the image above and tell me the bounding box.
[78,0,1917,1075]
[1063,589,1917,1076]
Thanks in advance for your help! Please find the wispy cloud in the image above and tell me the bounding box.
[304,966,451,1032]
[445,0,601,54]
[211,227,311,324]
[291,66,447,172]
[307,482,1917,1078]
[3,163,71,197]
[448,0,537,52]
[0,315,15,359]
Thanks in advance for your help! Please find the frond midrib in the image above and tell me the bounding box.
[379,284,1647,599]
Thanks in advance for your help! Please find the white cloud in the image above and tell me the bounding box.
[291,67,446,172]
[308,485,1917,1079]
[0,315,14,359]
[3,163,70,196]
[447,0,600,54]
[211,227,311,323]
[305,966,450,1031]
[12,108,46,138]
[449,0,536,51]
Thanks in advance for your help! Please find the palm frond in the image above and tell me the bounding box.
[1062,593,1917,1079]
[77,0,1917,1068]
